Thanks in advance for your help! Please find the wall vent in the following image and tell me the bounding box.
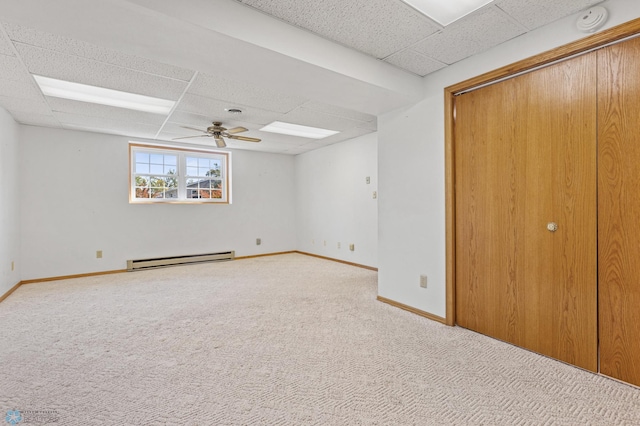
[127,251,235,271]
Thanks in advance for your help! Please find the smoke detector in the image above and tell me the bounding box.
[576,6,608,33]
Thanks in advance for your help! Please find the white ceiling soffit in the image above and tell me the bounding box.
[0,0,608,156]
[227,0,605,77]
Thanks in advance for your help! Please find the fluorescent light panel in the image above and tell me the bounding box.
[260,121,339,139]
[402,0,493,26]
[33,75,175,114]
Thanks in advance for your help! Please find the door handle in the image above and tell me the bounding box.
[547,222,558,232]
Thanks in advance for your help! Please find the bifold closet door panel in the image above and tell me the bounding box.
[598,38,640,387]
[455,53,598,371]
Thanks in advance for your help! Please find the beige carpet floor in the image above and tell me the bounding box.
[1,253,639,425]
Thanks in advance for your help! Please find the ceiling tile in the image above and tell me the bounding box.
[0,95,51,115]
[53,112,160,138]
[0,28,15,56]
[0,78,42,99]
[235,0,440,59]
[0,54,30,82]
[280,106,370,132]
[255,131,311,146]
[61,123,159,140]
[188,72,307,114]
[311,126,375,146]
[9,110,60,127]
[156,131,213,145]
[46,97,168,126]
[175,94,284,125]
[413,6,526,65]
[4,23,195,82]
[301,101,376,125]
[495,0,604,30]
[15,43,188,100]
[384,49,447,77]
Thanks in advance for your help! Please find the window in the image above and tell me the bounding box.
[130,144,230,203]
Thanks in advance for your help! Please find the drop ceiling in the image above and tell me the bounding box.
[0,0,603,155]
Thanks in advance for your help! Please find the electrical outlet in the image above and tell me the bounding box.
[11,261,14,271]
[366,176,370,184]
[337,242,341,249]
[349,244,355,251]
[312,239,315,244]
[256,238,261,245]
[420,275,428,289]
[96,250,103,259]
[324,240,327,246]
[373,191,377,199]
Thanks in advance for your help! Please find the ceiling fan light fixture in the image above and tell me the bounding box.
[225,108,243,114]
[260,121,339,139]
[32,75,175,114]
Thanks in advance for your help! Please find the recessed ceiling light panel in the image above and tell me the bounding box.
[402,0,493,26]
[33,75,175,114]
[260,121,339,139]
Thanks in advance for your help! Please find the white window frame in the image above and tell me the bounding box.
[129,143,231,204]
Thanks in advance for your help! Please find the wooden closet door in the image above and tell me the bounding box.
[598,38,640,387]
[455,53,598,371]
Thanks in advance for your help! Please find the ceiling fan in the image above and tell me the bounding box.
[172,121,261,148]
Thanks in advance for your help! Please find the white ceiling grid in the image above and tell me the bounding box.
[0,0,606,155]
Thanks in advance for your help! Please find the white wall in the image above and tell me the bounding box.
[295,133,377,268]
[378,0,640,318]
[0,108,21,295]
[19,126,296,280]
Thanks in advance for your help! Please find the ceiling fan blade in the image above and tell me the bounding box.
[172,134,211,140]
[228,135,261,142]
[180,125,208,133]
[224,126,248,134]
[214,136,227,148]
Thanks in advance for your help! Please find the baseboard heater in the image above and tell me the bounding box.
[127,251,235,271]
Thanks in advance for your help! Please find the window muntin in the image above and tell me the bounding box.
[130,144,229,203]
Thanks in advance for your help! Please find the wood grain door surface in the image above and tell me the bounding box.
[454,53,598,372]
[598,38,640,387]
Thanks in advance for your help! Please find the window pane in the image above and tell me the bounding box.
[198,180,210,189]
[135,187,149,198]
[208,167,221,178]
[135,152,149,163]
[187,157,198,167]
[165,189,178,198]
[150,164,163,174]
[164,166,177,175]
[186,167,197,177]
[212,190,222,199]
[149,176,166,188]
[150,187,164,198]
[135,176,149,187]
[136,163,150,174]
[212,180,222,189]
[164,176,178,188]
[165,155,177,166]
[198,158,209,167]
[199,190,211,198]
[150,154,164,165]
[188,189,200,198]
